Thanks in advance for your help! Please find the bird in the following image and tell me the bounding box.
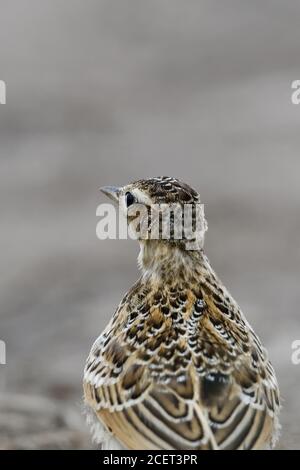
[83,176,280,450]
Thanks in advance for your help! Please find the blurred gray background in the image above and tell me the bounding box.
[0,0,300,449]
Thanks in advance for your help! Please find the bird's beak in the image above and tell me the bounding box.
[100,185,120,203]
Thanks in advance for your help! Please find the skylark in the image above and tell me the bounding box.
[83,177,280,450]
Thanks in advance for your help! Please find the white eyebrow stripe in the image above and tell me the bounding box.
[131,188,152,205]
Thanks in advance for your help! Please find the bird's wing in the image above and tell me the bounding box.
[84,345,216,450]
[84,289,280,450]
[191,289,281,450]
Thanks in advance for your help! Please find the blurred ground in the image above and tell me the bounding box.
[0,0,300,449]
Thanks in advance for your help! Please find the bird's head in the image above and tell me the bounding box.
[100,177,207,272]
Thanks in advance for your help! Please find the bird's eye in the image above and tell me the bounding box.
[125,192,135,207]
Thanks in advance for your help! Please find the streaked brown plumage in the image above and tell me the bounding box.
[83,177,280,450]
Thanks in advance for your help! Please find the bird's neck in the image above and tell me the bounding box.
[138,240,208,282]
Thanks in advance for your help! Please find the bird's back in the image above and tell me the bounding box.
[83,256,280,450]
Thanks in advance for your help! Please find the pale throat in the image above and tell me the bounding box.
[138,240,205,281]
